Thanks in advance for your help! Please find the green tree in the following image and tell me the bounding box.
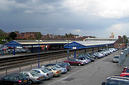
[0,29,8,44]
[8,32,17,40]
[35,32,42,40]
[123,35,128,47]
[0,29,5,34]
[123,35,128,43]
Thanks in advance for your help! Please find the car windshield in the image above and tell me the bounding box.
[30,71,38,77]
[46,67,52,71]
[51,66,58,70]
[58,63,64,67]
[69,59,75,61]
[55,65,61,68]
[18,74,27,79]
[41,68,49,73]
[125,69,129,73]
[106,80,129,85]
[114,56,119,58]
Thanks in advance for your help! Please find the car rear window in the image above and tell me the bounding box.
[126,69,129,73]
[114,56,119,58]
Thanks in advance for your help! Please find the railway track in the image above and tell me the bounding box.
[0,48,93,71]
[0,49,74,71]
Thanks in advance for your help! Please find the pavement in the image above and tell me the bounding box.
[122,54,129,67]
[35,50,122,85]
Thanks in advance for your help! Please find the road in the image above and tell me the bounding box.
[35,50,122,85]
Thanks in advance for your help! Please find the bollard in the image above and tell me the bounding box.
[5,68,7,76]
[30,64,32,69]
[19,66,21,72]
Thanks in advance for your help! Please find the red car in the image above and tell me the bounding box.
[64,58,84,66]
[120,67,129,77]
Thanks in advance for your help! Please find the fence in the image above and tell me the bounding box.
[119,47,129,67]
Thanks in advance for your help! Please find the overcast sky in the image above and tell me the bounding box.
[0,0,129,38]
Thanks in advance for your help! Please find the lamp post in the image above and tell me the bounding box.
[36,40,42,68]
[106,44,108,50]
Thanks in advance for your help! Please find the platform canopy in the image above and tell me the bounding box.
[64,40,116,49]
[5,41,22,47]
[64,42,86,49]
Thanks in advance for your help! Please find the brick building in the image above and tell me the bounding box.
[16,32,41,40]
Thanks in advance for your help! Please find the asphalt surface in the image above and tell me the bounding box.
[34,50,122,85]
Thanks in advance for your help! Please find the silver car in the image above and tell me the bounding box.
[54,65,67,74]
[31,68,53,80]
[113,55,119,63]
[20,71,44,83]
[43,64,67,74]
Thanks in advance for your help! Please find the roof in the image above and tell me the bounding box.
[5,41,22,47]
[107,76,129,81]
[84,38,117,41]
[16,40,71,45]
[77,41,115,46]
[64,42,86,49]
[64,40,116,49]
[4,40,72,47]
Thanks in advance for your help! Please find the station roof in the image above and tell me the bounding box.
[5,41,22,47]
[5,38,116,49]
[16,40,70,45]
[5,40,71,47]
[64,40,116,49]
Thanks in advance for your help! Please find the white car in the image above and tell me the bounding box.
[76,59,87,64]
[20,71,44,83]
[31,68,53,80]
[113,55,119,63]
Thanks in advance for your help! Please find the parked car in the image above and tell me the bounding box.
[120,67,129,77]
[31,68,53,80]
[93,52,104,59]
[20,71,44,83]
[112,55,119,63]
[57,62,71,71]
[77,57,91,64]
[122,67,129,73]
[64,58,85,66]
[86,54,95,61]
[0,73,32,85]
[102,76,129,85]
[44,66,61,77]
[44,64,67,74]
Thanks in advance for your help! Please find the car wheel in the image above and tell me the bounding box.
[78,64,81,66]
[29,80,33,85]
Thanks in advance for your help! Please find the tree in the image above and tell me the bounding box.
[8,32,17,40]
[0,29,8,44]
[35,32,42,40]
[123,35,128,47]
[0,29,5,34]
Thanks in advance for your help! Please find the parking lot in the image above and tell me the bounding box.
[31,50,122,85]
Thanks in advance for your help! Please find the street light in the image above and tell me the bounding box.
[36,40,42,68]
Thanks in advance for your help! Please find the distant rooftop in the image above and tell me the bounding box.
[84,38,117,41]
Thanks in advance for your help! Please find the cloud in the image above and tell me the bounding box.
[72,29,81,34]
[63,0,129,19]
[2,0,129,18]
[0,0,129,38]
[106,22,129,37]
[0,0,29,10]
[0,0,64,14]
